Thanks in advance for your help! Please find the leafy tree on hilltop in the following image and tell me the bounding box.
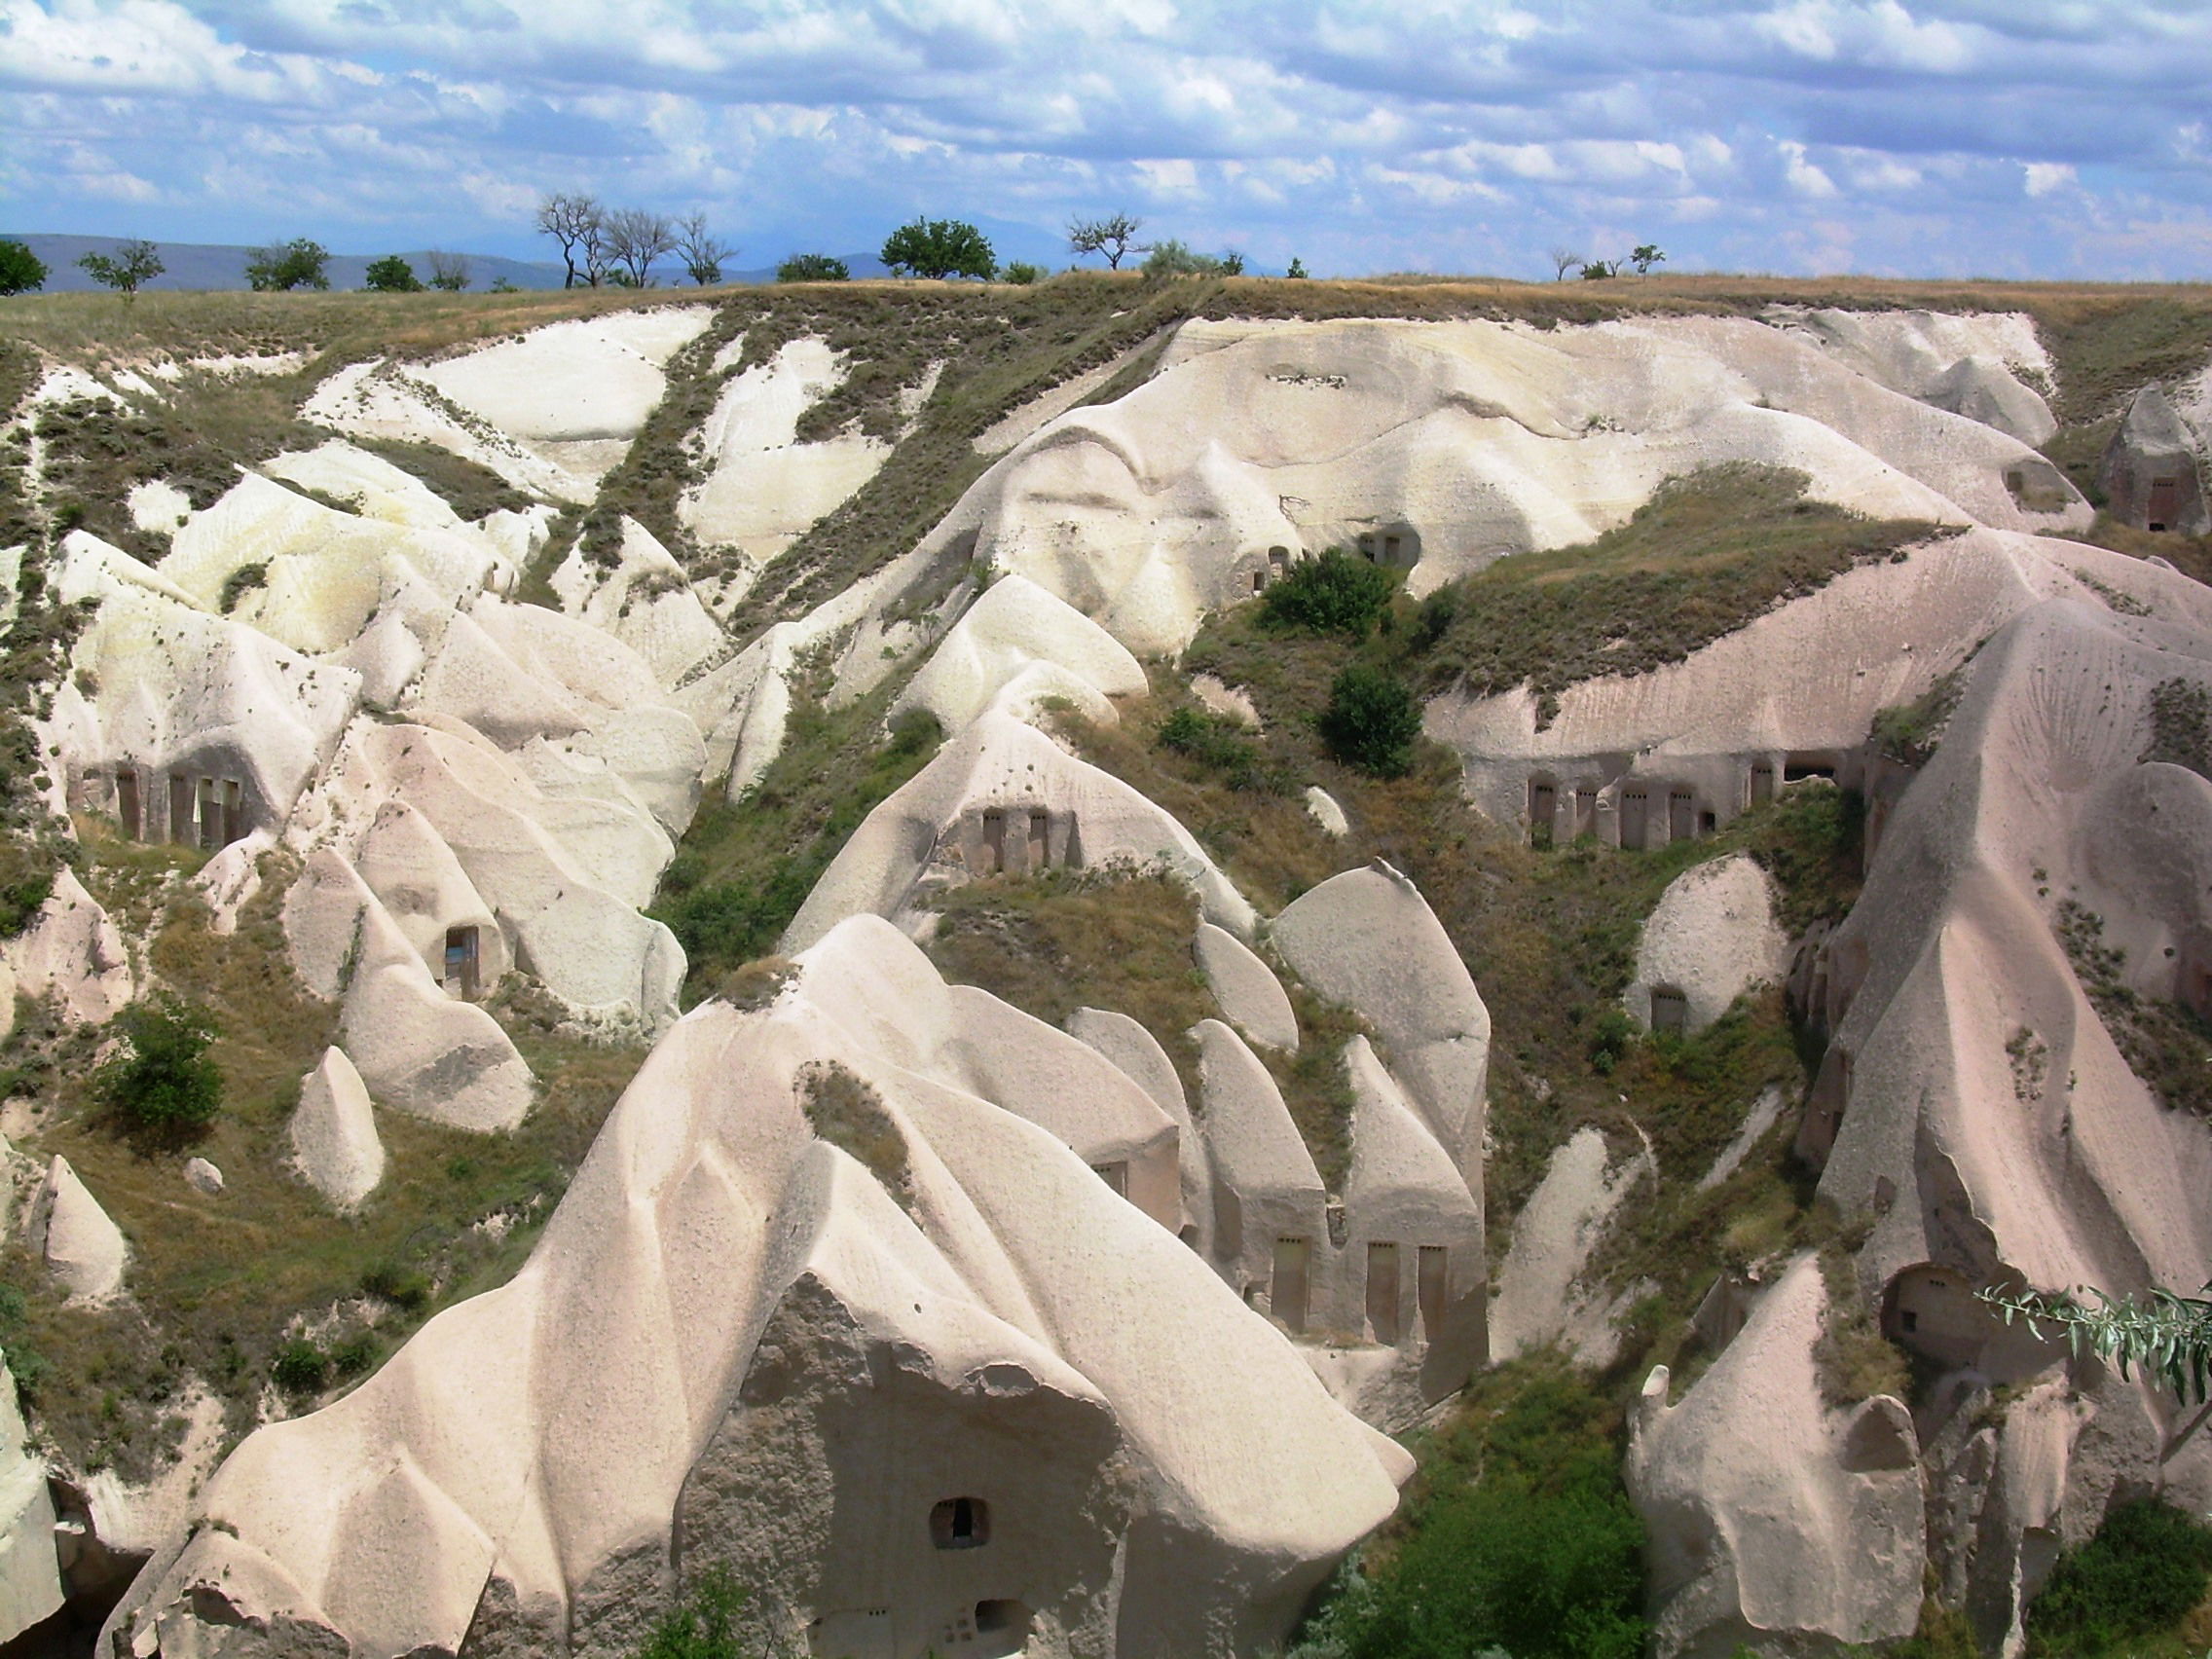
[245,238,331,291]
[777,253,849,282]
[1067,211,1144,270]
[363,254,424,293]
[0,240,48,296]
[79,240,164,303]
[881,217,994,280]
[1630,243,1667,275]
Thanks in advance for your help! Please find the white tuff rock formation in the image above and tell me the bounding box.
[290,1047,386,1209]
[112,917,1408,1659]
[28,1156,127,1302]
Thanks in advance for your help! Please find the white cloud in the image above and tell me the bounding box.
[0,0,2204,279]
[1780,138,1839,198]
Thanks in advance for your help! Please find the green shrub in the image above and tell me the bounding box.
[219,562,269,613]
[330,1334,380,1378]
[95,995,222,1133]
[637,1567,759,1659]
[2025,1499,2212,1657]
[360,1263,431,1310]
[1319,666,1422,777]
[1319,1365,1649,1659]
[1261,548,1399,637]
[271,1340,328,1394]
[1000,261,1047,285]
[1155,706,1281,792]
[776,253,850,282]
[0,837,53,939]
[1351,1482,1647,1659]
[1586,1006,1638,1076]
[1141,240,1242,278]
[363,255,424,293]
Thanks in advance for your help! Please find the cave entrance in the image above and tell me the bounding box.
[1366,1240,1401,1345]
[2149,477,2180,533]
[1272,1236,1310,1334]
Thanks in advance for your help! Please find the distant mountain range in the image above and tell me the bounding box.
[1,234,892,293]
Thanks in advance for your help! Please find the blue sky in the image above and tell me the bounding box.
[2,0,2209,278]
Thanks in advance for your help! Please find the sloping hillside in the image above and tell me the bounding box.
[1,274,2210,1659]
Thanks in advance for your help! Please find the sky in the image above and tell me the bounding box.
[2,0,2210,280]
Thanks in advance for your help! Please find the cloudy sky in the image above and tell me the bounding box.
[2,0,2209,279]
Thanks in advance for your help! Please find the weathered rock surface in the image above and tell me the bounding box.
[1272,862,1490,1181]
[5,867,133,1025]
[116,917,1406,1659]
[895,573,1146,733]
[0,1348,64,1644]
[1628,1255,1925,1658]
[1194,923,1298,1052]
[940,313,2085,654]
[1490,1125,1652,1362]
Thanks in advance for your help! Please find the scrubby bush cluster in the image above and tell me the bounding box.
[1261,548,1400,637]
[1295,1364,1647,1659]
[2025,1499,2212,1657]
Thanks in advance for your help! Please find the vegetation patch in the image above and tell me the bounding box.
[651,697,941,1004]
[1155,705,1289,794]
[2025,1499,2212,1659]
[2143,677,2212,780]
[1264,991,1368,1196]
[1813,1242,1910,1406]
[1293,1358,1647,1659]
[923,868,1217,1101]
[1406,464,1947,725]
[1259,548,1399,637]
[798,1061,912,1211]
[350,436,536,520]
[1319,665,1423,778]
[2055,898,2212,1116]
[2,838,645,1474]
[93,994,224,1138]
[1872,663,1969,767]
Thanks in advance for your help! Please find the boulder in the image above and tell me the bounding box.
[182,1158,224,1196]
[291,1047,385,1209]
